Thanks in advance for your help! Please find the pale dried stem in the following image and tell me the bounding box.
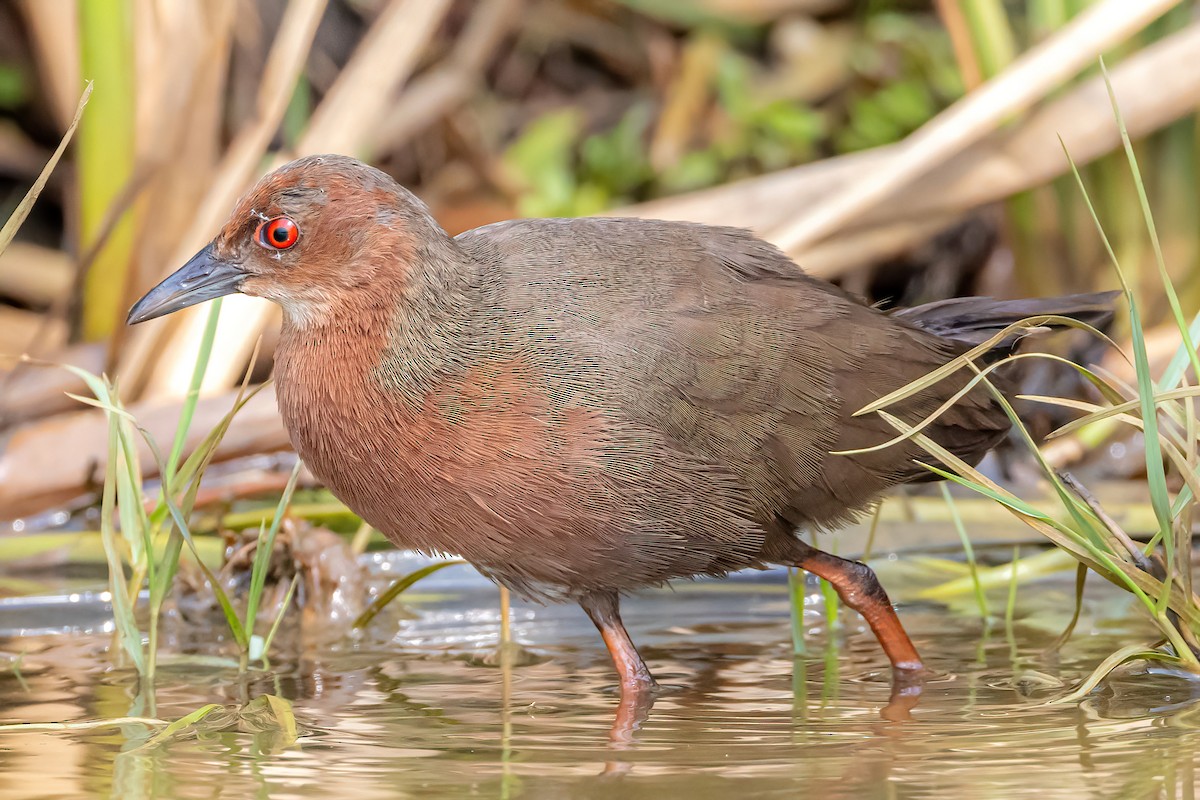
[301,0,454,156]
[1059,471,1153,572]
[770,0,1182,253]
[373,0,524,156]
[16,0,80,131]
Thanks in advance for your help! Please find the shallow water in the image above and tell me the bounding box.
[1,550,1199,800]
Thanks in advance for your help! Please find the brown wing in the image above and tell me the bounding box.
[630,229,1009,529]
[460,217,1009,533]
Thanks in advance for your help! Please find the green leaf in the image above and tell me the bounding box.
[134,704,224,751]
[99,414,144,673]
[244,461,303,637]
[352,560,466,629]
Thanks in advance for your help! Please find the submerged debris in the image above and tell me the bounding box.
[171,519,370,648]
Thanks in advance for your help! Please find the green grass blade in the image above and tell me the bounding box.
[940,484,990,619]
[244,461,303,637]
[788,568,807,656]
[100,414,144,673]
[1061,136,1175,605]
[1102,59,1200,385]
[114,407,153,570]
[1049,645,1173,705]
[1004,545,1020,646]
[901,421,1200,635]
[1157,312,1200,392]
[960,0,1017,79]
[1046,563,1088,653]
[919,548,1076,601]
[854,316,1119,417]
[138,431,247,648]
[133,704,224,751]
[352,560,467,630]
[163,300,224,486]
[837,351,1121,456]
[258,574,300,666]
[1026,385,1200,440]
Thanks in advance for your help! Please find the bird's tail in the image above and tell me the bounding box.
[894,290,1119,358]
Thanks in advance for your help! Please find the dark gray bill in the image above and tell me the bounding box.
[127,245,245,324]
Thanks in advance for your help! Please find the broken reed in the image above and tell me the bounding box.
[846,65,1200,695]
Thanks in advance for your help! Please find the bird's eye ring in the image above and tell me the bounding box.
[256,217,299,250]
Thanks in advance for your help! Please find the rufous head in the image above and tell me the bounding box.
[128,154,442,328]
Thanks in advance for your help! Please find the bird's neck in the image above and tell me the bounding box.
[274,239,482,412]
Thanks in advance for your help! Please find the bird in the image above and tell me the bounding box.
[128,154,1115,703]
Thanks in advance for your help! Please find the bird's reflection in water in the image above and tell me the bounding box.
[594,650,927,777]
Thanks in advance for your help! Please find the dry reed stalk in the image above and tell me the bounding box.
[16,0,80,131]
[130,0,237,286]
[372,0,524,156]
[770,0,1182,254]
[934,0,983,90]
[302,0,455,155]
[649,31,723,172]
[0,243,73,307]
[843,22,1200,234]
[96,0,239,371]
[798,214,964,278]
[615,146,892,234]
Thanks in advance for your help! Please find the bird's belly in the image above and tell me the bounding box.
[275,355,772,598]
[279,376,648,595]
[294,417,560,553]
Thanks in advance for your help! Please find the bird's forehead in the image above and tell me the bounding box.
[235,170,326,219]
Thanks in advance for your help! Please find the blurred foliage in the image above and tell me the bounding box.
[0,65,28,109]
[504,8,960,217]
[664,49,825,188]
[0,0,1196,378]
[835,12,962,152]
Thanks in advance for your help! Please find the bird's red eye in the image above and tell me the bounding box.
[256,217,299,250]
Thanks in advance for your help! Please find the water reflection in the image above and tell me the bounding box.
[2,572,1200,799]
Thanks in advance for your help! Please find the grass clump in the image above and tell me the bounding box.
[65,315,298,678]
[848,63,1200,695]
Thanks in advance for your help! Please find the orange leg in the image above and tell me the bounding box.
[579,591,658,693]
[786,540,924,673]
[579,591,657,748]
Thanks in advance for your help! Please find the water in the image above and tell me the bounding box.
[1,552,1198,799]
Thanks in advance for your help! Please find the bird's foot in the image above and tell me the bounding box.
[881,663,927,722]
